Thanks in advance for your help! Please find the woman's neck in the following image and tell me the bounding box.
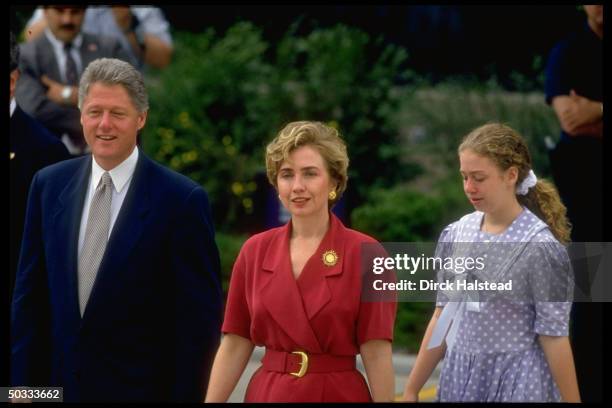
[482,200,524,233]
[291,211,330,240]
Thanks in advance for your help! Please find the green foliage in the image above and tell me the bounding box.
[506,54,547,93]
[394,302,434,353]
[351,187,444,242]
[215,232,248,294]
[145,24,276,231]
[145,22,415,232]
[274,23,416,200]
[395,80,560,179]
[434,176,474,228]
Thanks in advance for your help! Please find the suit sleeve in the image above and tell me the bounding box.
[11,171,52,386]
[169,186,223,402]
[15,44,82,140]
[36,127,71,167]
[45,139,71,165]
[109,37,134,66]
[544,40,571,105]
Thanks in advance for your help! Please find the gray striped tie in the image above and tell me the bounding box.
[78,172,113,316]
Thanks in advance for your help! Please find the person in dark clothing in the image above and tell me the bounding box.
[544,5,603,403]
[10,31,71,302]
[9,29,70,390]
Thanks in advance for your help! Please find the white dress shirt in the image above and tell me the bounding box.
[78,147,139,256]
[43,29,86,155]
[44,29,83,83]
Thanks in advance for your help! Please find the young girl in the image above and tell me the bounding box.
[402,123,580,402]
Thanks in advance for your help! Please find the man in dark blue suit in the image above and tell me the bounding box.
[11,57,223,402]
[9,30,70,390]
[10,31,70,304]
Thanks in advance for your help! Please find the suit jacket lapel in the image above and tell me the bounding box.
[82,152,150,322]
[80,34,102,72]
[260,222,323,353]
[297,214,344,321]
[53,156,91,323]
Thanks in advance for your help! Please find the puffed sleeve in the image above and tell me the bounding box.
[528,238,573,337]
[435,224,455,307]
[221,248,251,339]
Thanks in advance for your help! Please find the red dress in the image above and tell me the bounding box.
[222,214,397,402]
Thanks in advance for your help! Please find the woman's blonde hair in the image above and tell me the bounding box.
[459,123,571,244]
[265,121,349,207]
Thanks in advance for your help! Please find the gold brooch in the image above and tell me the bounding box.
[322,250,338,267]
[10,152,15,160]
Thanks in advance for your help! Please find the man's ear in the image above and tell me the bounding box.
[137,110,148,130]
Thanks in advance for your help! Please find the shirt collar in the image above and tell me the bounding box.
[10,98,16,117]
[44,28,83,50]
[91,146,139,193]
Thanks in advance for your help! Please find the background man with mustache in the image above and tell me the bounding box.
[15,6,130,156]
[23,5,174,70]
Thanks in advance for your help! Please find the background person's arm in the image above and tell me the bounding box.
[551,90,603,138]
[15,44,82,140]
[141,33,173,68]
[114,6,173,68]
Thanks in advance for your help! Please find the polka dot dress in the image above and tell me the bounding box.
[433,208,572,402]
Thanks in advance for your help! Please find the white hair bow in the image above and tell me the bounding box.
[516,169,537,195]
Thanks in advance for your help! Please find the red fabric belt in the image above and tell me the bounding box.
[262,349,356,376]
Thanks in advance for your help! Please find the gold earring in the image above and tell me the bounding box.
[328,191,337,200]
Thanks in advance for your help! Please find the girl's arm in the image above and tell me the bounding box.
[538,335,580,402]
[402,307,447,401]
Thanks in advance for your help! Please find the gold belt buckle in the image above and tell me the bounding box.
[289,351,309,378]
